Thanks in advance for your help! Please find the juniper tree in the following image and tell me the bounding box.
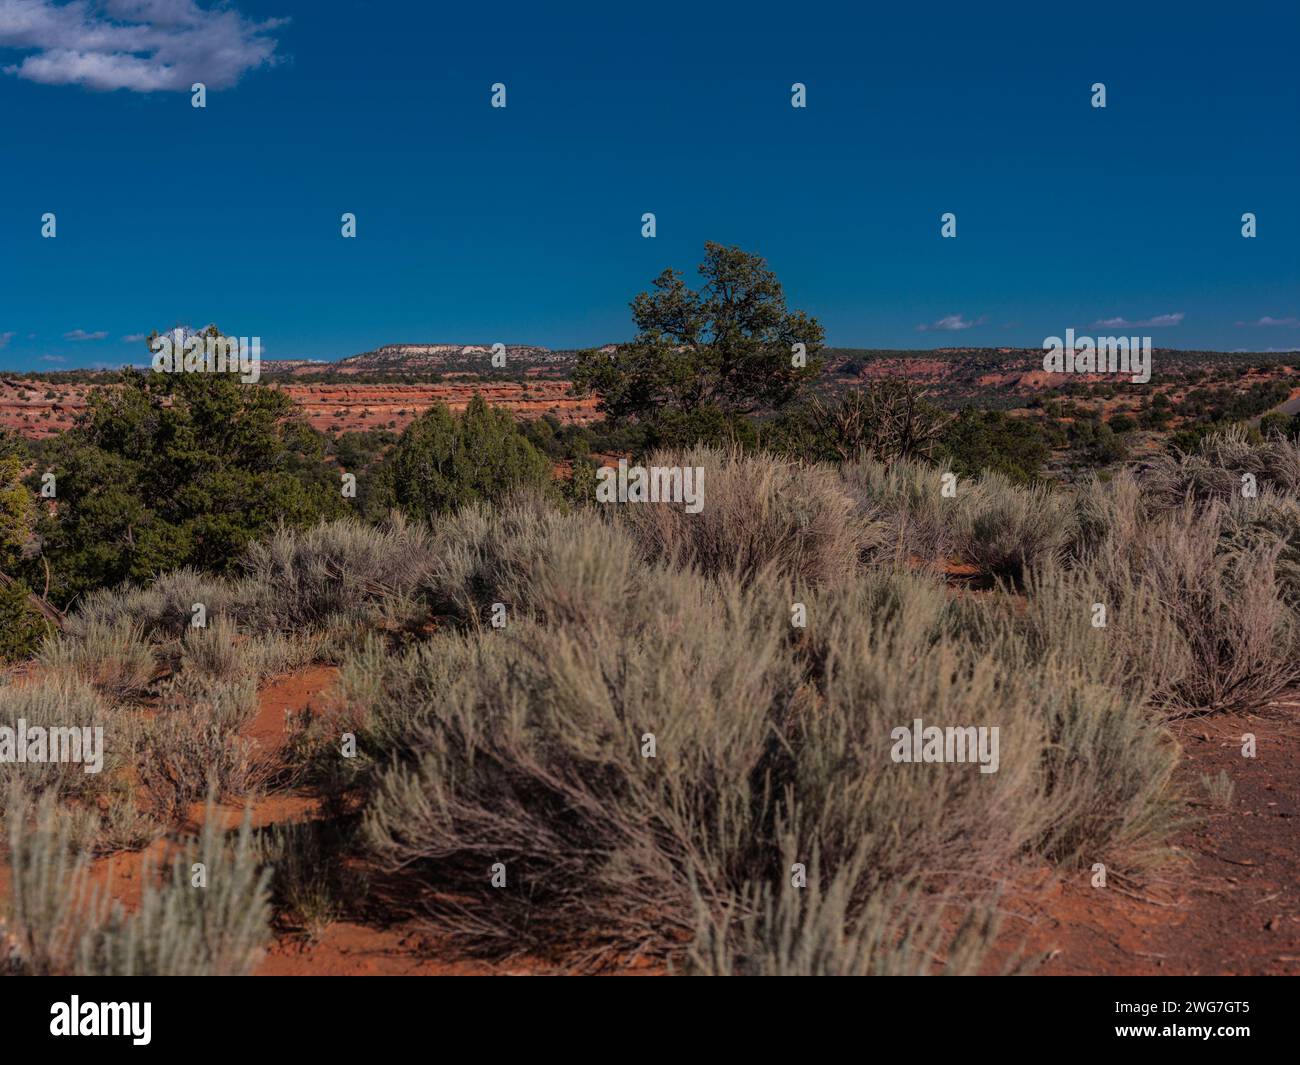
[574,243,824,447]
[31,338,345,607]
[372,393,553,518]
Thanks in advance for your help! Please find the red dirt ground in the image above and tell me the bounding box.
[993,704,1300,975]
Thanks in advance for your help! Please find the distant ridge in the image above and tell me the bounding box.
[333,343,616,374]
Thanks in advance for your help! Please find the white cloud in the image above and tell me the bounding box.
[0,330,15,348]
[916,313,982,332]
[1091,312,1184,329]
[63,328,108,340]
[0,0,286,92]
[1237,316,1300,328]
[39,353,65,362]
[122,332,147,342]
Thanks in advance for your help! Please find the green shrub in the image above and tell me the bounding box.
[372,394,553,519]
[0,580,49,663]
[32,360,346,608]
[939,408,1050,484]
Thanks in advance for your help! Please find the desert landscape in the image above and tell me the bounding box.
[4,312,1300,979]
[2,2,1297,1037]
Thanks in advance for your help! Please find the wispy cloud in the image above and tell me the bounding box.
[39,353,65,363]
[122,332,147,342]
[1091,312,1184,329]
[63,328,108,340]
[0,0,286,93]
[0,330,15,348]
[1235,316,1300,328]
[916,313,983,332]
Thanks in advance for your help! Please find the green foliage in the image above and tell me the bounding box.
[574,243,823,446]
[0,446,34,565]
[330,428,396,513]
[332,428,396,471]
[1071,418,1129,466]
[0,580,48,663]
[0,432,39,657]
[370,394,553,518]
[939,409,1050,484]
[561,457,600,507]
[31,351,346,607]
[522,414,653,463]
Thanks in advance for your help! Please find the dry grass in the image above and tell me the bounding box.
[14,430,1300,975]
[36,620,155,701]
[136,676,266,820]
[2,787,271,976]
[617,446,876,586]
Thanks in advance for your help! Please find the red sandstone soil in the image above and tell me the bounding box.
[992,704,1300,975]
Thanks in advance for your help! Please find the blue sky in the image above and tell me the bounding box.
[1,0,1297,371]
